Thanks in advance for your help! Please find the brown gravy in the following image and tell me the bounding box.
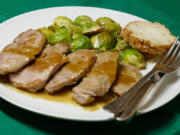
[3,46,41,60]
[92,61,117,83]
[0,76,116,111]
[116,74,136,85]
[31,54,66,71]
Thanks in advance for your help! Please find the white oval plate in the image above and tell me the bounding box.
[0,6,179,122]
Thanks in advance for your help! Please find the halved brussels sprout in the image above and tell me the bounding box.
[69,24,82,33]
[48,24,60,32]
[38,27,54,42]
[72,33,83,39]
[48,27,72,45]
[82,22,103,35]
[74,15,93,27]
[54,16,73,27]
[53,16,81,33]
[114,38,131,51]
[122,49,146,69]
[71,34,91,52]
[91,32,116,50]
[95,17,121,35]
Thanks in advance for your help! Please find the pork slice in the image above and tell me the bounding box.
[112,63,142,96]
[73,51,119,105]
[45,49,96,93]
[9,43,71,92]
[0,29,46,75]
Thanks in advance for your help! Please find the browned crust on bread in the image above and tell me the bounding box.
[122,21,176,54]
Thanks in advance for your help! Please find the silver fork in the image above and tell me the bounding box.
[104,37,180,121]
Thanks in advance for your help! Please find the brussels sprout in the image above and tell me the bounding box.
[38,27,54,42]
[69,24,82,33]
[71,34,91,52]
[91,32,116,50]
[114,38,131,51]
[48,27,72,45]
[95,17,121,35]
[82,22,103,35]
[114,35,131,61]
[72,33,83,39]
[74,15,93,27]
[53,16,81,33]
[122,49,146,69]
[47,24,60,32]
[54,16,73,27]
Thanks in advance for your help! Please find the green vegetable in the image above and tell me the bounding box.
[114,35,131,61]
[69,25,82,33]
[74,15,93,27]
[38,27,54,43]
[71,34,91,52]
[95,17,121,35]
[54,16,73,27]
[53,16,81,33]
[72,33,83,39]
[122,49,146,69]
[91,32,116,50]
[82,22,102,35]
[114,38,131,51]
[48,24,59,32]
[48,27,72,45]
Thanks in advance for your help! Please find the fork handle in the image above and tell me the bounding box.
[104,69,156,113]
[115,78,155,121]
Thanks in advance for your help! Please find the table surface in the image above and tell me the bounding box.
[0,0,180,135]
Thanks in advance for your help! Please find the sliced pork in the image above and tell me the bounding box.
[0,29,46,75]
[73,51,119,105]
[9,43,71,92]
[45,49,96,93]
[112,63,142,96]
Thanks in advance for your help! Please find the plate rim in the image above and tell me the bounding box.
[0,6,179,122]
[0,92,113,122]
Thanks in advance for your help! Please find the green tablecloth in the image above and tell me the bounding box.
[0,0,179,134]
